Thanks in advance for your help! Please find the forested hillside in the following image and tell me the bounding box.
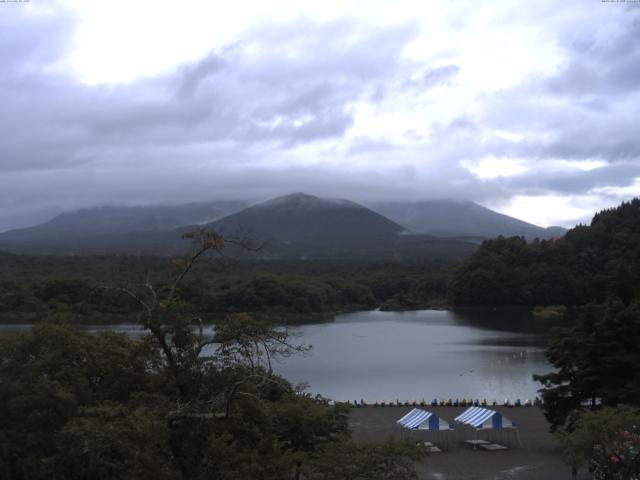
[0,255,454,324]
[451,199,640,307]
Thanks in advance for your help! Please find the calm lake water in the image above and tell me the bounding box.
[0,309,555,402]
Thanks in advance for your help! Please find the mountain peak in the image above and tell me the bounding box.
[209,193,404,249]
[259,192,318,206]
[256,193,357,209]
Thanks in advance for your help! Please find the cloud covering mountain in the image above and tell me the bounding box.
[1,1,639,232]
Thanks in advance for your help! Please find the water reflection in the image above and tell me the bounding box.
[275,309,554,402]
[451,307,573,334]
[0,309,558,402]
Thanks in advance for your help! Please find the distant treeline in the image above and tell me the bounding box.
[6,198,637,321]
[451,199,640,307]
[0,255,454,323]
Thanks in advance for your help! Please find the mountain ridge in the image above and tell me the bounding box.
[0,194,565,257]
[370,200,566,239]
[0,201,247,255]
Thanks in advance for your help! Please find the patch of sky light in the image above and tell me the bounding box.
[462,157,530,180]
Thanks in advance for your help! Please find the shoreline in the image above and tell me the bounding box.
[0,305,570,326]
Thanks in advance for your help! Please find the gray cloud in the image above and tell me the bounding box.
[452,5,640,179]
[423,65,459,88]
[548,9,640,97]
[500,162,640,196]
[1,2,640,231]
[1,15,417,175]
[0,10,424,229]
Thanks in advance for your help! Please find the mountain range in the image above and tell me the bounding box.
[0,193,565,258]
[0,201,245,255]
[370,200,566,240]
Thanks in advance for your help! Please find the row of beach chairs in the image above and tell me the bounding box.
[343,398,542,408]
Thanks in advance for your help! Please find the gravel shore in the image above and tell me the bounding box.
[349,406,590,480]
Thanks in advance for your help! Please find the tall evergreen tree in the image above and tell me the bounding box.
[535,299,640,430]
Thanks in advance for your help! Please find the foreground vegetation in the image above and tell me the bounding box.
[558,405,640,480]
[0,232,423,479]
[1,321,426,480]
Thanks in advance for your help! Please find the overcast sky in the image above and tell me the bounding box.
[1,0,639,231]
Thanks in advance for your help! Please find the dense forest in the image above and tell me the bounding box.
[0,253,454,324]
[451,199,640,307]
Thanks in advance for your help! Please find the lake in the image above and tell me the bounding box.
[0,308,554,403]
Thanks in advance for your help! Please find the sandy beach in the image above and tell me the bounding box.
[349,406,591,480]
